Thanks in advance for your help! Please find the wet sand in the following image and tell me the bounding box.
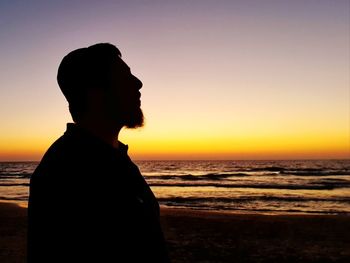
[1,202,349,262]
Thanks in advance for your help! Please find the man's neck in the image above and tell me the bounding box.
[76,118,122,149]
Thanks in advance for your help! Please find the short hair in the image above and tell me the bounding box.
[57,43,122,122]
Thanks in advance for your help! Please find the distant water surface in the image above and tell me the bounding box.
[0,160,349,215]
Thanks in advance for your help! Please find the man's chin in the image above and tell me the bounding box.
[125,121,144,129]
[124,108,144,129]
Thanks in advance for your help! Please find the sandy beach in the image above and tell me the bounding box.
[1,202,349,263]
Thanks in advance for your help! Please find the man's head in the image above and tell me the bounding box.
[57,43,144,128]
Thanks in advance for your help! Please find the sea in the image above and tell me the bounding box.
[0,160,349,215]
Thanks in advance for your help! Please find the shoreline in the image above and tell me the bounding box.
[160,205,350,217]
[1,202,350,262]
[6,201,349,217]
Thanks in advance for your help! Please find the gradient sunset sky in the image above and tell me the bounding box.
[0,0,349,161]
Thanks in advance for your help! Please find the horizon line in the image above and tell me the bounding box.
[1,158,349,163]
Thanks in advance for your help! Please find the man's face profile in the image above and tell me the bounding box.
[105,57,144,129]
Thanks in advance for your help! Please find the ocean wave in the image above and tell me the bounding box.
[160,204,350,215]
[143,170,350,180]
[247,166,286,172]
[0,172,32,178]
[280,170,350,176]
[145,173,253,180]
[158,197,350,215]
[157,196,350,204]
[180,173,250,180]
[0,195,28,201]
[0,183,30,187]
[149,182,346,190]
[202,173,250,179]
[245,167,350,176]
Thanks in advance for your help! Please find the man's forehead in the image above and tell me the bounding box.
[114,56,130,71]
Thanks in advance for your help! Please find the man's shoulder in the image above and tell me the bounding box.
[41,135,74,163]
[31,136,68,177]
[32,126,111,180]
[32,132,85,176]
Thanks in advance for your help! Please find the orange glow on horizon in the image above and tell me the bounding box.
[1,148,348,162]
[1,131,348,161]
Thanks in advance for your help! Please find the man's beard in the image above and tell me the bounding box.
[124,107,144,129]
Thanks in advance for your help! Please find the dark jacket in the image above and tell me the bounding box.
[28,123,169,262]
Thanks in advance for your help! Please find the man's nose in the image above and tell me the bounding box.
[133,75,143,90]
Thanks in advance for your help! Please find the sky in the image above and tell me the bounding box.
[0,0,349,161]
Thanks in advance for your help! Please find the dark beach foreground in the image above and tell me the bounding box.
[0,203,27,263]
[1,203,349,263]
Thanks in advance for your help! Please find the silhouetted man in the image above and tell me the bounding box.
[28,43,170,262]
